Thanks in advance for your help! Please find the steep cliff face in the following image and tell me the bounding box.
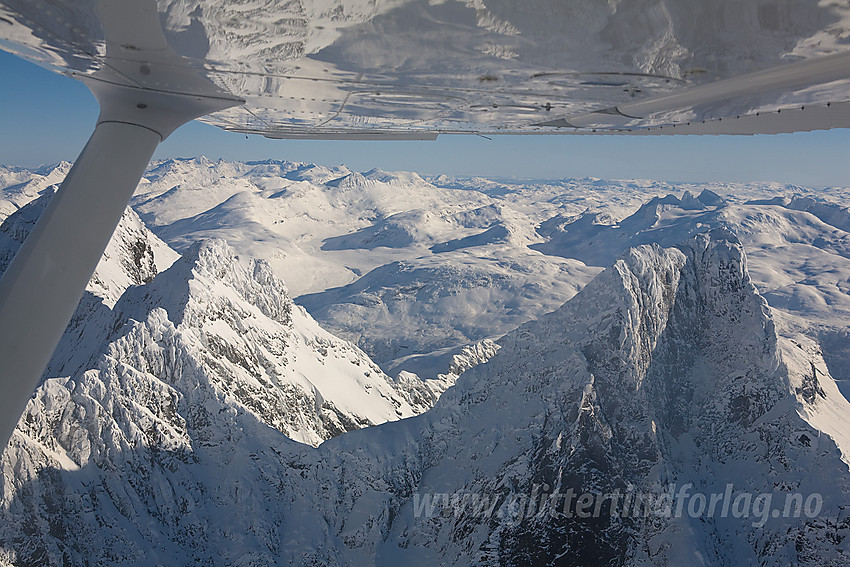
[317,230,849,567]
[281,230,848,566]
[4,230,847,566]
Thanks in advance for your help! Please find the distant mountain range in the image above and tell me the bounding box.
[1,160,849,565]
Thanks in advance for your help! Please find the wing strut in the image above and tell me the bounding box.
[0,81,240,453]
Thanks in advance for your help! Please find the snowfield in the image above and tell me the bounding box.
[1,160,850,565]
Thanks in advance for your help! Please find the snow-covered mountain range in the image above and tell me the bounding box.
[1,160,849,565]
[124,158,850,392]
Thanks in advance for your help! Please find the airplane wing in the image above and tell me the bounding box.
[3,0,850,453]
[3,0,850,137]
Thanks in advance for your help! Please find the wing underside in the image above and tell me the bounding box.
[3,0,850,137]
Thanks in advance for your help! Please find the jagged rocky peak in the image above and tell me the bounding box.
[550,229,779,440]
[492,229,775,425]
[697,188,725,207]
[326,171,370,189]
[116,237,294,332]
[107,237,432,447]
[179,238,293,326]
[90,206,179,306]
[0,188,55,244]
[1,230,443,567]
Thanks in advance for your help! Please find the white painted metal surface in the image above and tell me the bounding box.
[3,0,850,136]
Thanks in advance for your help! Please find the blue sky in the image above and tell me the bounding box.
[2,49,850,186]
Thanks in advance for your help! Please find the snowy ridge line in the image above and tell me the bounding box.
[5,158,849,386]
